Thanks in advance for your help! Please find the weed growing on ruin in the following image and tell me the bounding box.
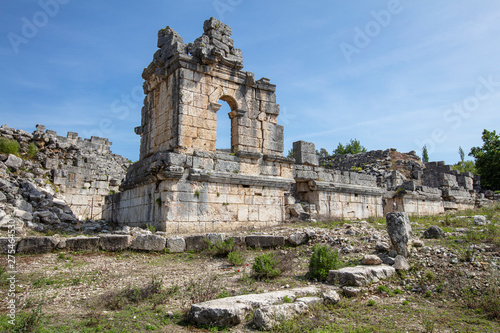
[207,237,235,257]
[307,245,342,282]
[0,137,20,155]
[194,190,200,199]
[27,142,38,158]
[252,253,281,280]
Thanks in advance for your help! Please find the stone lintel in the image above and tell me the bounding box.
[309,180,385,196]
[189,169,294,188]
[235,150,263,160]
[263,154,294,164]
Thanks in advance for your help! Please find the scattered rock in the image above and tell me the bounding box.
[288,232,308,246]
[473,215,488,225]
[375,241,390,252]
[423,225,445,239]
[412,239,424,248]
[4,154,22,170]
[342,286,361,297]
[393,255,410,271]
[362,254,383,265]
[322,289,341,304]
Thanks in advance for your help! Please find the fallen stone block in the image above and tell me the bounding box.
[188,286,319,327]
[167,236,186,253]
[65,237,100,252]
[130,234,166,251]
[245,235,285,248]
[4,154,22,170]
[185,235,209,252]
[253,302,309,331]
[99,235,131,251]
[296,296,322,305]
[16,236,59,254]
[327,265,395,286]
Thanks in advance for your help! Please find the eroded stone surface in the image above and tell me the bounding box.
[327,265,395,286]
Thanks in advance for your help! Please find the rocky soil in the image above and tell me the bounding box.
[1,204,499,332]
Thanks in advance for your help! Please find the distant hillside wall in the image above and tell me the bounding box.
[0,124,130,220]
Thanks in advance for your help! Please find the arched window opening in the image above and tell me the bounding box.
[216,100,232,152]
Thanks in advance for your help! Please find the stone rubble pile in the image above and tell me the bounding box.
[0,124,130,234]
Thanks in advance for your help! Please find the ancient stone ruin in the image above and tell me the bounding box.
[104,17,294,233]
[103,17,494,234]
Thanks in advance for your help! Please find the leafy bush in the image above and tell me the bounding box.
[0,137,19,155]
[227,251,244,265]
[252,253,281,280]
[308,245,342,282]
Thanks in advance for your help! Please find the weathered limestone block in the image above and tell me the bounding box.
[245,235,285,248]
[185,235,209,252]
[65,237,100,252]
[17,236,59,254]
[253,302,309,331]
[4,154,22,170]
[130,234,166,251]
[99,235,132,251]
[293,141,319,166]
[0,237,19,254]
[386,212,412,257]
[188,286,319,327]
[327,265,395,286]
[323,289,341,305]
[167,236,186,252]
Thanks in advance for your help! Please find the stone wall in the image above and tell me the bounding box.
[104,150,294,232]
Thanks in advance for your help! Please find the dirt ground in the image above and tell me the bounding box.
[1,205,500,332]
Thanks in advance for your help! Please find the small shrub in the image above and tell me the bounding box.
[424,270,435,282]
[146,224,156,233]
[27,142,38,157]
[207,237,235,257]
[0,137,19,155]
[308,245,342,282]
[252,253,281,280]
[283,295,293,303]
[402,300,409,306]
[227,251,245,266]
[194,190,200,199]
[378,285,391,294]
[367,300,375,306]
[186,273,221,304]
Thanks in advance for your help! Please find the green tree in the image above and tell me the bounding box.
[453,146,476,173]
[316,148,329,158]
[469,129,500,190]
[287,149,293,159]
[422,145,429,163]
[332,138,367,155]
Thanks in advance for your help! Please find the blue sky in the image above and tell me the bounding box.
[1,1,499,164]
